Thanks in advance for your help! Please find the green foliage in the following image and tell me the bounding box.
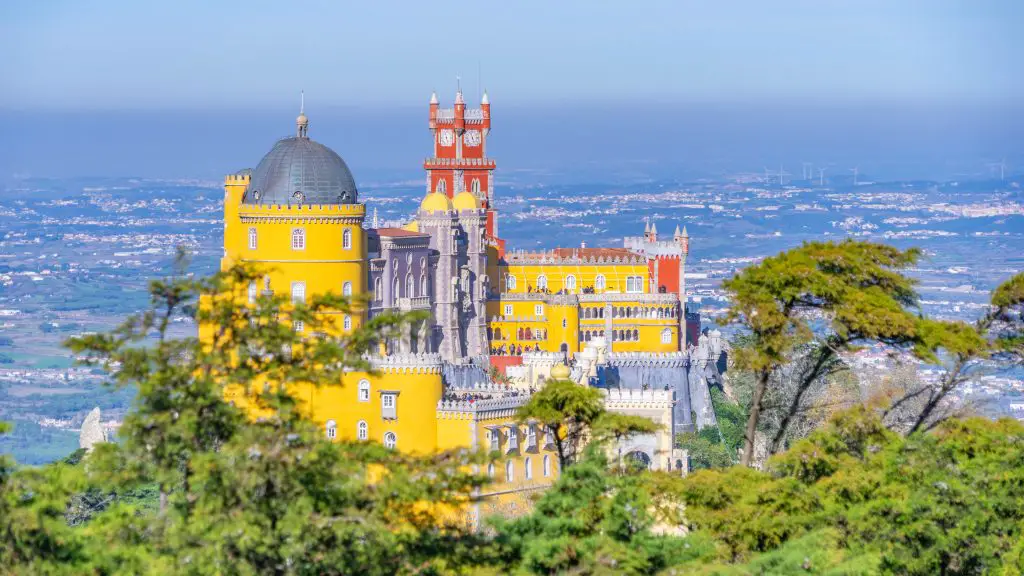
[675,432,734,471]
[672,408,1024,574]
[709,388,746,455]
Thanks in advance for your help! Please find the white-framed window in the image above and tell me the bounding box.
[293,320,304,333]
[291,228,305,251]
[248,281,258,304]
[358,379,370,402]
[526,425,537,450]
[488,429,500,452]
[536,274,548,291]
[436,179,446,194]
[420,275,428,297]
[406,274,415,297]
[357,420,368,440]
[626,276,643,293]
[543,455,551,477]
[394,277,401,299]
[325,419,337,439]
[661,328,672,344]
[344,315,352,330]
[534,304,544,317]
[507,427,519,452]
[291,281,305,304]
[342,228,352,250]
[343,281,352,296]
[504,304,513,316]
[381,392,397,419]
[471,178,481,194]
[525,457,533,480]
[383,431,397,450]
[565,275,577,291]
[487,463,495,478]
[248,227,258,250]
[374,277,382,301]
[544,427,555,448]
[505,460,514,482]
[506,275,516,290]
[595,274,606,291]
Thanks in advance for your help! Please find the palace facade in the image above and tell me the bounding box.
[215,88,727,522]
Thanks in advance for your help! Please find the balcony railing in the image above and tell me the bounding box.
[397,296,431,311]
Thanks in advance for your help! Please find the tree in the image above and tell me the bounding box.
[1,255,491,575]
[516,379,657,471]
[723,240,922,465]
[885,272,1024,435]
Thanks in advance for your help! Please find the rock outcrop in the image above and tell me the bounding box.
[79,407,106,452]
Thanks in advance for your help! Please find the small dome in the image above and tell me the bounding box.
[419,192,452,213]
[550,363,571,380]
[453,191,480,211]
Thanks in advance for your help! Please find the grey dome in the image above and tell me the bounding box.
[243,136,358,205]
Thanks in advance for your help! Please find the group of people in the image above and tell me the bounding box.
[441,388,527,404]
[490,343,542,356]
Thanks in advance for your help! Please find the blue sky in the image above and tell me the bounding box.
[1,0,1020,109]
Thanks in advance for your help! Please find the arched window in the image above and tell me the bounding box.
[247,281,258,304]
[406,274,415,297]
[543,455,551,477]
[633,329,639,341]
[343,281,352,296]
[436,179,446,194]
[358,379,370,402]
[506,275,517,291]
[471,178,481,194]
[383,432,397,449]
[565,275,577,291]
[291,281,305,304]
[595,274,606,291]
[325,419,337,439]
[291,228,305,251]
[248,227,258,250]
[357,420,368,440]
[394,278,401,299]
[536,275,548,290]
[505,460,514,482]
[487,463,495,478]
[525,457,533,480]
[374,277,382,301]
[344,315,352,331]
[661,328,672,344]
[342,228,352,250]
[420,274,428,296]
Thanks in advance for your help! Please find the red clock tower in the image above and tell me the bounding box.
[427,87,503,253]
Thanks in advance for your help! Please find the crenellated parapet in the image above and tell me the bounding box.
[505,250,646,266]
[607,351,689,368]
[521,351,564,366]
[436,395,529,419]
[366,352,443,374]
[601,388,674,407]
[238,202,366,224]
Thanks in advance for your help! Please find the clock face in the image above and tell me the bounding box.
[463,130,482,147]
[439,129,455,147]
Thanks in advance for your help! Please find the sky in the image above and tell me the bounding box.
[1,0,1021,110]
[0,1,1021,181]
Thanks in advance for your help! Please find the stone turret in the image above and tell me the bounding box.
[79,407,106,452]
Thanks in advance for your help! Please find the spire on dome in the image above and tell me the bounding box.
[650,222,658,234]
[296,90,309,138]
[430,91,438,104]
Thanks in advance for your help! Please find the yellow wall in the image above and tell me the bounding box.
[499,262,648,295]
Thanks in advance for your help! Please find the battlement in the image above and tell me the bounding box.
[623,236,686,257]
[504,249,646,266]
[521,351,564,365]
[423,157,496,169]
[435,394,529,416]
[366,352,443,374]
[607,351,689,368]
[225,174,251,185]
[238,203,366,216]
[601,388,674,404]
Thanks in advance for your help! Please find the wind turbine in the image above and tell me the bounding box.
[777,165,791,186]
[817,167,827,186]
[763,167,776,185]
[987,159,1006,181]
[802,162,813,181]
[849,167,859,186]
